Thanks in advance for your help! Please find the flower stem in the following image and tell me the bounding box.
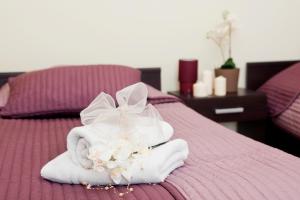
[211,37,225,62]
[229,23,232,58]
[220,45,225,62]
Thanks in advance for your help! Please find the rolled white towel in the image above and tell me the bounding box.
[41,139,188,185]
[67,118,174,169]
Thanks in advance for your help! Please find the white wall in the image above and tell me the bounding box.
[0,0,299,91]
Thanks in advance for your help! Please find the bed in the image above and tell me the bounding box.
[1,65,300,200]
[246,60,300,156]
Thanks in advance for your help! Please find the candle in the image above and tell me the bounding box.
[214,76,226,96]
[193,82,208,97]
[203,70,213,95]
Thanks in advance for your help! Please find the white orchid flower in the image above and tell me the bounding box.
[93,161,105,172]
[222,10,230,20]
[113,146,132,161]
[121,168,133,182]
[110,167,123,184]
[106,160,118,169]
[88,144,114,162]
[86,125,151,184]
[207,10,238,62]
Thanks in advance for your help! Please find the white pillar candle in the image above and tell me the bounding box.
[214,76,226,96]
[193,81,208,97]
[203,70,213,95]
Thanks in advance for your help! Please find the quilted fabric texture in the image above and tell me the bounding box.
[0,65,141,118]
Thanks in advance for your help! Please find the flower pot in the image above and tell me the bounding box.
[214,68,239,92]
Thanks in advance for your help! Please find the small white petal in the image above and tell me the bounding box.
[114,147,131,161]
[99,149,113,162]
[94,165,105,172]
[122,170,132,182]
[222,10,230,20]
[111,170,122,184]
[106,161,117,169]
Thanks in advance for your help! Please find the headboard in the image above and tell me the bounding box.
[246,60,300,90]
[0,67,161,90]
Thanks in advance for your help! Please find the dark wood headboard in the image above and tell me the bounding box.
[0,68,161,90]
[246,60,300,90]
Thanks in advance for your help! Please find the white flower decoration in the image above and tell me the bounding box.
[207,10,238,62]
[87,130,150,184]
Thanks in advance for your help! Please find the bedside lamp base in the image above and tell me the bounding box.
[180,83,194,95]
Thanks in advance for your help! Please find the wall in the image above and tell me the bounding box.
[0,0,299,92]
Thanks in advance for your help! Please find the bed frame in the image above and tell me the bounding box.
[246,60,300,156]
[0,68,161,90]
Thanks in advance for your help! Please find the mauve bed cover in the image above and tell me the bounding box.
[273,96,300,138]
[1,88,300,200]
[257,62,300,138]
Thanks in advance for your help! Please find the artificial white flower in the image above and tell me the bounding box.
[87,131,150,184]
[121,168,133,182]
[110,167,123,184]
[222,10,230,20]
[207,10,238,62]
[106,160,118,169]
[93,161,105,172]
[223,10,236,23]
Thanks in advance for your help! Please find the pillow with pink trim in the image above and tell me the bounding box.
[0,83,10,109]
[0,65,141,118]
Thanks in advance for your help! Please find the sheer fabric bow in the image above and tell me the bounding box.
[80,82,162,130]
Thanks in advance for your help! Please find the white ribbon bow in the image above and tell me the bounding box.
[80,82,162,126]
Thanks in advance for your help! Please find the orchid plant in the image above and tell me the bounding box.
[207,10,237,69]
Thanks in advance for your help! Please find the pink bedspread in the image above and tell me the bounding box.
[1,89,300,200]
[156,102,300,200]
[0,118,184,200]
[147,85,181,105]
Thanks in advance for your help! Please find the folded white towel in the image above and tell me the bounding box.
[67,118,174,169]
[41,139,188,185]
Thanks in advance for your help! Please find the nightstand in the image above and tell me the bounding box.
[168,89,268,142]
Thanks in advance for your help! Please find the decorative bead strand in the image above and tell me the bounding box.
[82,183,134,198]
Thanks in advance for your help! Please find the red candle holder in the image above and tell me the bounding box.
[178,59,198,95]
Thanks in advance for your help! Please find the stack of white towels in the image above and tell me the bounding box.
[41,82,189,185]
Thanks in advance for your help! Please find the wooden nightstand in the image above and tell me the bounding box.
[168,89,268,142]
